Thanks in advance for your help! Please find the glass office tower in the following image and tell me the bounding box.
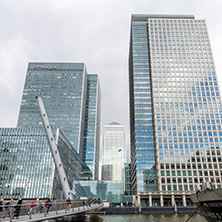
[129,15,158,194]
[17,63,87,157]
[129,14,222,201]
[102,122,126,181]
[82,74,101,180]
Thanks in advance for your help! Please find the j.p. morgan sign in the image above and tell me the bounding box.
[31,65,58,70]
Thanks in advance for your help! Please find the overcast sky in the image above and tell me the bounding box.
[1,0,222,150]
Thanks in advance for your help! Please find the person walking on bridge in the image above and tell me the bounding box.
[28,199,37,215]
[45,198,52,214]
[66,197,71,211]
[0,198,4,220]
[39,200,44,213]
[14,198,23,219]
[2,199,13,220]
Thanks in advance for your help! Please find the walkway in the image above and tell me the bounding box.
[2,203,103,222]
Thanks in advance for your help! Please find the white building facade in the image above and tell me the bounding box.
[102,122,126,181]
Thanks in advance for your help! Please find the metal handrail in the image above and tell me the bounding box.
[1,200,103,221]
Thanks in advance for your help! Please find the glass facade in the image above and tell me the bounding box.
[55,129,83,195]
[124,163,132,195]
[0,127,54,198]
[82,75,101,180]
[149,17,222,192]
[129,14,222,194]
[129,15,158,194]
[73,180,127,204]
[0,127,87,199]
[17,63,87,157]
[102,164,113,181]
[102,122,126,181]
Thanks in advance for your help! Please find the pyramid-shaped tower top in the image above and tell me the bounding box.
[108,122,121,125]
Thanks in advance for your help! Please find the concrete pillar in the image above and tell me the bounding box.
[137,195,141,207]
[160,195,164,207]
[182,195,187,207]
[171,195,175,206]
[149,195,152,207]
[133,195,137,206]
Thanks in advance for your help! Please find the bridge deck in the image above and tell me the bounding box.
[2,203,102,222]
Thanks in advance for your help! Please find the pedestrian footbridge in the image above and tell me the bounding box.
[2,201,103,222]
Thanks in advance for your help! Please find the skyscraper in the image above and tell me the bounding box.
[129,14,222,206]
[102,122,126,181]
[17,63,87,156]
[82,74,101,180]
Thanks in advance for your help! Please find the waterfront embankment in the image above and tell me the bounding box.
[89,206,198,214]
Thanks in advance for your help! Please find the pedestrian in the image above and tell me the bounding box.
[45,198,52,214]
[66,197,71,210]
[28,199,37,215]
[2,199,13,220]
[14,198,23,219]
[0,198,4,220]
[0,199,3,211]
[39,200,44,213]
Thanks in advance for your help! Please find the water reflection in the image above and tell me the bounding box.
[49,214,103,222]
[52,214,87,221]
[48,213,206,222]
[88,215,104,222]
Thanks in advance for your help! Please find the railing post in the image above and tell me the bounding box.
[55,202,58,215]
[29,207,32,220]
[9,206,13,222]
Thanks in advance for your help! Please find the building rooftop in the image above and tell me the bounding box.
[132,14,195,21]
